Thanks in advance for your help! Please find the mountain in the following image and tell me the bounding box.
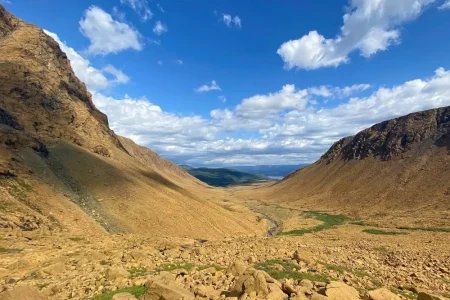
[0,5,263,239]
[182,166,270,187]
[229,165,307,178]
[256,106,450,220]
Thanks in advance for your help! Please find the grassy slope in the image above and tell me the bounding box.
[182,167,270,187]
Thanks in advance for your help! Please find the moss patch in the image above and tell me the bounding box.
[255,259,332,282]
[279,211,349,236]
[0,247,23,253]
[128,267,148,278]
[363,229,408,235]
[397,226,450,233]
[158,262,194,272]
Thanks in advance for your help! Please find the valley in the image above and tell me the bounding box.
[1,3,450,300]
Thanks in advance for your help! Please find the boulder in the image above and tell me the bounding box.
[324,281,360,300]
[0,285,45,300]
[231,269,269,297]
[111,292,138,300]
[105,266,130,281]
[366,288,401,300]
[142,272,194,300]
[418,292,449,300]
[227,261,248,276]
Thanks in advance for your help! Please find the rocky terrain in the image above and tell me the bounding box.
[1,4,450,300]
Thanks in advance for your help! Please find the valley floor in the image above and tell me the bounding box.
[1,188,450,300]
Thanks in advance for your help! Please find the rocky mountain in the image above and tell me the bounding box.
[0,4,263,239]
[259,106,450,221]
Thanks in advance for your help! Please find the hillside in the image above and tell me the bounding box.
[0,4,263,240]
[254,106,450,224]
[182,166,270,187]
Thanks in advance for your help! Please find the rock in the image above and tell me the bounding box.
[418,292,447,300]
[193,247,206,256]
[366,288,401,300]
[267,282,288,300]
[195,285,221,298]
[105,266,129,281]
[0,285,45,300]
[293,250,301,263]
[299,279,313,289]
[227,261,248,276]
[142,273,195,300]
[111,292,138,300]
[324,281,360,300]
[231,269,269,297]
[281,282,296,295]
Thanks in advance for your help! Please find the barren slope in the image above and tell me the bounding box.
[0,4,263,239]
[247,106,450,225]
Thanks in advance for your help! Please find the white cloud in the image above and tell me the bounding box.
[44,30,129,91]
[79,6,143,55]
[175,60,183,65]
[439,0,450,9]
[157,3,165,13]
[278,0,436,70]
[195,80,221,93]
[157,60,163,65]
[218,95,227,103]
[222,14,242,28]
[120,0,153,21]
[153,20,168,35]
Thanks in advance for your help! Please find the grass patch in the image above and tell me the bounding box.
[37,283,50,290]
[390,288,416,300]
[279,211,349,236]
[0,247,23,253]
[128,267,148,278]
[255,259,332,282]
[373,246,390,253]
[158,262,194,272]
[362,229,408,235]
[318,261,349,274]
[91,286,147,300]
[197,264,224,271]
[69,237,85,242]
[397,226,450,233]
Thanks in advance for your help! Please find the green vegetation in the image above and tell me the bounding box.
[0,247,23,253]
[197,264,224,271]
[397,226,450,233]
[91,286,147,300]
[182,166,270,187]
[318,261,370,278]
[69,237,85,242]
[128,267,148,278]
[373,246,390,253]
[279,211,349,236]
[390,288,416,300]
[362,229,408,235]
[255,259,332,282]
[37,283,50,290]
[158,262,194,272]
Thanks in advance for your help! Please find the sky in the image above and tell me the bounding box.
[3,0,450,166]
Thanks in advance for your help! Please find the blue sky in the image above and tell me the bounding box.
[4,0,450,166]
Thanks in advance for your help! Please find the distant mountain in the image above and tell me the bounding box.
[230,165,308,179]
[181,166,271,187]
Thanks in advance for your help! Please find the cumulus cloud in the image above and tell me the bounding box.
[79,6,143,55]
[156,4,165,13]
[277,0,436,70]
[153,20,168,35]
[439,0,450,9]
[195,80,221,93]
[44,30,129,91]
[218,95,227,103]
[222,14,241,28]
[120,0,153,21]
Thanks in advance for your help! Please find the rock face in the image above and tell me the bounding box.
[320,107,450,163]
[0,4,263,239]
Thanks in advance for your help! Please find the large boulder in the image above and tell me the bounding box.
[366,288,401,300]
[226,260,248,276]
[231,269,269,297]
[141,272,195,300]
[105,266,130,281]
[0,285,46,300]
[323,281,360,300]
[418,292,450,300]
